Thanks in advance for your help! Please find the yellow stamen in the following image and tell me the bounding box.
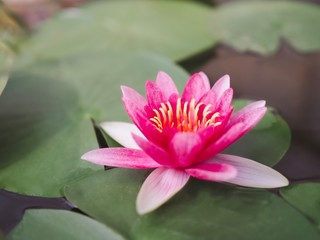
[159,103,167,124]
[150,98,222,133]
[167,102,173,126]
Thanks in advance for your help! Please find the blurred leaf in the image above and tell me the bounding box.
[224,99,291,166]
[8,209,124,240]
[210,1,320,54]
[280,182,320,231]
[21,1,214,61]
[65,168,320,240]
[0,52,188,197]
[0,41,14,95]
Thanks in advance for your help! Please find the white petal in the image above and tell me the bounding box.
[136,168,190,215]
[100,121,145,149]
[212,154,289,188]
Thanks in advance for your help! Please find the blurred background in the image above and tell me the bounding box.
[0,0,319,238]
[2,0,87,29]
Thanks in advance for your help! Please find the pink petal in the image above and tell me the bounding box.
[199,72,210,84]
[82,148,160,169]
[136,167,190,214]
[228,106,267,131]
[169,132,203,168]
[146,80,165,109]
[155,71,179,100]
[201,106,267,159]
[100,121,145,149]
[215,106,234,131]
[121,98,175,149]
[121,98,163,146]
[211,154,289,188]
[212,75,230,100]
[122,91,176,149]
[214,88,234,116]
[122,94,148,128]
[182,72,211,102]
[197,124,220,144]
[186,162,237,182]
[238,100,266,113]
[199,122,247,161]
[132,133,174,167]
[229,100,266,125]
[198,89,217,106]
[121,86,147,109]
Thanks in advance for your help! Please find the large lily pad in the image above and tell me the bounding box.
[65,169,320,240]
[0,52,188,197]
[8,209,124,240]
[280,182,320,231]
[224,100,291,167]
[210,1,320,54]
[0,41,14,95]
[21,1,214,61]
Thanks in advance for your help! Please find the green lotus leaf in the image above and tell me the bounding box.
[210,1,320,54]
[21,1,214,61]
[8,209,124,240]
[280,182,320,231]
[64,168,320,240]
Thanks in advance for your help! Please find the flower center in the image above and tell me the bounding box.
[150,98,221,133]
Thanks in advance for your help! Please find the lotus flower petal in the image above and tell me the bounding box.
[121,98,164,146]
[212,74,230,99]
[155,71,179,100]
[136,167,190,214]
[215,88,234,116]
[229,100,266,125]
[121,96,148,129]
[199,122,244,161]
[146,80,166,109]
[198,89,217,107]
[186,162,237,181]
[169,132,203,167]
[182,72,210,102]
[121,85,147,108]
[228,106,267,133]
[199,78,232,115]
[100,121,145,149]
[211,154,289,188]
[201,106,267,159]
[132,133,173,167]
[82,148,160,169]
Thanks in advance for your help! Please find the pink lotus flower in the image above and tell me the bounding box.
[82,72,289,214]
